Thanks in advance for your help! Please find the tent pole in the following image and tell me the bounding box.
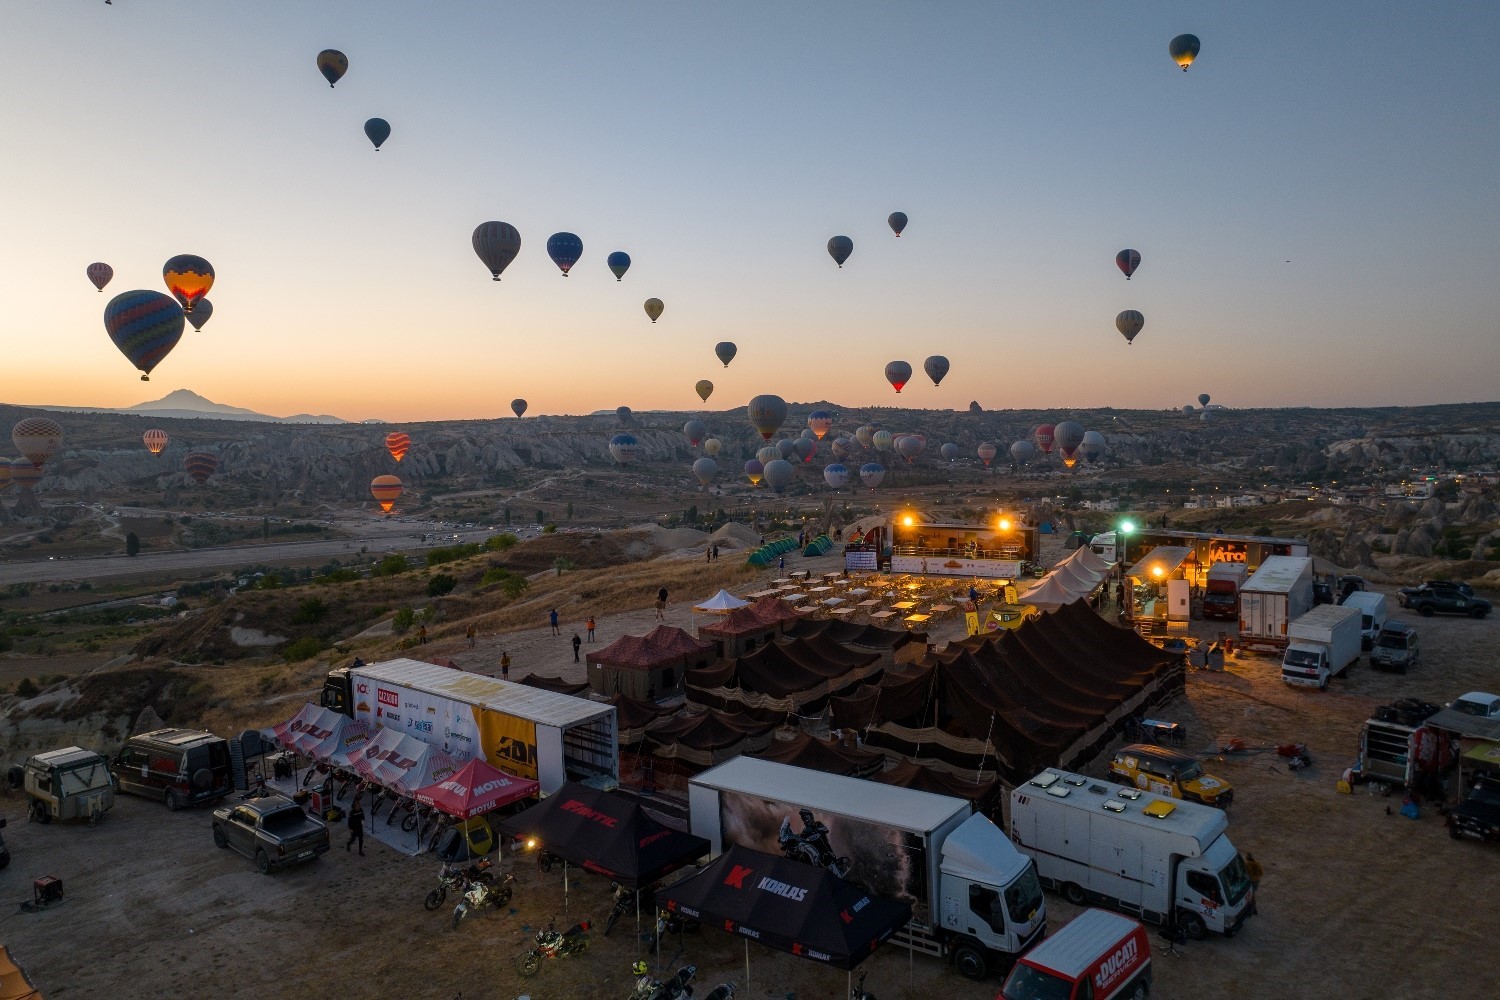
[909,935,914,989]
[745,938,750,990]
[564,860,569,914]
[635,892,642,962]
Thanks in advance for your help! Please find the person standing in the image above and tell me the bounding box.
[500,651,511,680]
[465,623,476,648]
[712,543,719,562]
[586,615,596,642]
[346,798,365,855]
[572,632,582,662]
[778,555,785,572]
[655,587,667,621]
[549,609,560,636]
[1244,851,1263,894]
[706,546,712,563]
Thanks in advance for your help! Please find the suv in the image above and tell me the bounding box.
[114,729,232,811]
[1109,744,1233,807]
[1398,582,1492,619]
[1448,777,1500,843]
[1369,622,1419,673]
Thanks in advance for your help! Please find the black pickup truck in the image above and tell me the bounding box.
[1448,777,1500,843]
[1397,581,1491,619]
[212,796,330,874]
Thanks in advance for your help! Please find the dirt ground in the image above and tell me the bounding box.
[2,553,1497,999]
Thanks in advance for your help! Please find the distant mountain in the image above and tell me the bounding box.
[36,388,348,424]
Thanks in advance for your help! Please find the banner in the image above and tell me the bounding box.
[475,707,539,781]
[352,675,481,761]
[844,549,878,572]
[890,555,1022,579]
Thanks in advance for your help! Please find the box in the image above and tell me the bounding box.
[33,876,63,906]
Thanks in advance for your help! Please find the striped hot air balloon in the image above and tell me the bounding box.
[162,255,214,313]
[0,459,12,492]
[104,290,184,381]
[370,474,403,513]
[12,417,64,468]
[143,429,169,455]
[86,262,113,292]
[385,432,410,462]
[184,452,218,485]
[9,458,42,490]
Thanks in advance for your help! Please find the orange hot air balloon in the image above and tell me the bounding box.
[0,459,12,492]
[162,254,215,313]
[370,475,403,513]
[12,417,64,468]
[143,429,169,454]
[184,452,218,484]
[385,432,410,462]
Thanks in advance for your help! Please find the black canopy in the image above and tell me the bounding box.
[657,846,911,970]
[497,781,709,888]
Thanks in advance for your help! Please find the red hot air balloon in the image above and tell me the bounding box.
[1033,424,1056,455]
[87,262,113,292]
[370,474,403,513]
[9,459,42,491]
[884,361,912,393]
[184,452,218,484]
[143,429,169,455]
[385,432,410,462]
[1116,249,1141,280]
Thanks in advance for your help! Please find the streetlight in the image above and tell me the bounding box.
[1118,519,1135,567]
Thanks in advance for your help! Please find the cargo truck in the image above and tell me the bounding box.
[1354,699,1445,793]
[689,757,1046,980]
[1238,555,1314,652]
[1339,590,1388,650]
[1280,604,1362,689]
[1201,562,1249,621]
[1009,768,1254,940]
[320,657,617,794]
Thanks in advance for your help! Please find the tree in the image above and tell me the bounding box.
[504,506,512,525]
[125,532,140,557]
[262,516,271,540]
[427,573,457,597]
[566,502,574,520]
[485,533,519,552]
[535,509,545,525]
[500,576,528,600]
[292,598,329,624]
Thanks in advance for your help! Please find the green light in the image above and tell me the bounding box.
[1119,520,1135,534]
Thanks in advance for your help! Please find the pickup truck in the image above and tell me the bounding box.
[1397,582,1492,619]
[212,796,330,874]
[1448,777,1500,844]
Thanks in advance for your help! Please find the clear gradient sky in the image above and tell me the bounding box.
[2,2,1498,423]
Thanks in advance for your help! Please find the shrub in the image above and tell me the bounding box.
[125,532,140,557]
[485,533,519,552]
[292,597,329,624]
[543,524,558,534]
[426,543,482,567]
[500,576,529,600]
[374,554,409,577]
[15,677,38,698]
[282,635,326,662]
[427,574,457,597]
[392,608,415,633]
[481,567,513,587]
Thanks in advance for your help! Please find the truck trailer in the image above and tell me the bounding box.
[320,657,617,794]
[1238,555,1314,652]
[1009,768,1253,940]
[688,757,1046,980]
[1202,562,1250,621]
[1280,603,1362,689]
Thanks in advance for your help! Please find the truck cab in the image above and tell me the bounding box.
[936,813,1047,978]
[1281,642,1336,689]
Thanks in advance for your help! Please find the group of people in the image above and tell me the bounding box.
[703,543,721,562]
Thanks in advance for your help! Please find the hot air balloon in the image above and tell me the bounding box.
[976,442,997,467]
[872,430,894,452]
[0,461,11,492]
[385,432,410,462]
[317,49,348,87]
[747,394,787,440]
[86,262,113,292]
[823,463,850,489]
[702,438,722,457]
[762,458,795,494]
[1033,424,1056,455]
[714,342,736,367]
[695,380,714,402]
[885,361,912,393]
[744,459,764,485]
[807,411,833,440]
[185,298,213,332]
[1116,310,1144,345]
[859,463,886,490]
[9,459,42,491]
[1054,421,1085,454]
[162,255,214,313]
[184,452,218,485]
[105,289,185,380]
[854,425,876,450]
[756,445,779,466]
[692,458,718,486]
[793,438,816,463]
[1182,404,1197,415]
[370,474,403,513]
[683,419,707,446]
[830,438,851,461]
[897,436,924,464]
[12,417,64,468]
[606,251,631,281]
[888,212,908,237]
[143,429,169,455]
[1010,440,1036,464]
[1169,33,1200,71]
[1080,430,1106,463]
[364,118,390,150]
[940,442,959,462]
[1198,393,1211,408]
[608,433,639,465]
[546,232,582,276]
[923,355,949,387]
[827,236,853,268]
[472,222,522,280]
[616,406,632,426]
[776,439,797,460]
[1200,410,1212,423]
[644,298,664,323]
[799,428,816,442]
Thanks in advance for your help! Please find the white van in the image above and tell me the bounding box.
[1339,591,1388,650]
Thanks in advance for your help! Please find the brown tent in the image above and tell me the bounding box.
[696,596,800,657]
[586,625,715,699]
[516,673,591,696]
[870,759,1003,815]
[750,731,885,777]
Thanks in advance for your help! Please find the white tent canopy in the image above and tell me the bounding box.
[693,588,750,613]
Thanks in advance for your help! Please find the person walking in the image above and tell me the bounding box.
[549,609,560,636]
[417,624,427,645]
[465,623,476,648]
[500,651,510,680]
[711,543,719,562]
[572,632,582,662]
[346,798,365,855]
[586,615,596,642]
[1244,852,1263,897]
[706,546,712,563]
[655,587,667,621]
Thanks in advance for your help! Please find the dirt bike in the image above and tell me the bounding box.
[536,848,563,873]
[515,919,591,977]
[389,796,416,828]
[302,761,332,787]
[700,984,737,1000]
[778,809,851,878]
[849,970,875,1000]
[334,769,360,800]
[451,871,515,930]
[604,882,652,936]
[644,909,700,953]
[425,857,495,910]
[628,963,695,1000]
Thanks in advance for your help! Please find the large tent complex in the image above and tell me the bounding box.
[645,708,779,768]
[871,758,1003,815]
[695,596,800,658]
[586,625,716,699]
[748,731,885,777]
[686,634,882,720]
[782,618,929,665]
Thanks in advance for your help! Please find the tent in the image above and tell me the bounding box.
[322,719,374,769]
[658,845,911,970]
[412,757,539,818]
[1014,574,1085,612]
[497,781,709,887]
[390,745,462,797]
[0,946,41,1000]
[801,534,833,556]
[697,596,801,658]
[749,731,885,777]
[694,589,750,613]
[586,625,716,699]
[268,702,350,755]
[516,673,591,696]
[351,727,437,788]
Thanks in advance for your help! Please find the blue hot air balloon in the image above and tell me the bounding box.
[827,236,853,268]
[607,251,631,281]
[547,232,583,276]
[104,290,185,381]
[364,118,390,150]
[859,463,886,490]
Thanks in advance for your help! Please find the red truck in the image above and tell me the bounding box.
[999,908,1151,1000]
[1202,561,1249,622]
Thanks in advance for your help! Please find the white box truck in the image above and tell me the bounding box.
[320,657,617,794]
[1238,555,1314,652]
[689,757,1046,980]
[1280,604,1362,689]
[1009,769,1254,940]
[1339,590,1388,650]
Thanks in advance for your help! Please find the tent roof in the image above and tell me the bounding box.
[351,726,438,787]
[697,596,800,638]
[749,732,885,776]
[413,757,539,818]
[587,625,714,671]
[1015,574,1085,610]
[693,758,969,832]
[356,658,611,728]
[694,588,751,612]
[391,745,462,796]
[658,846,911,970]
[1127,545,1194,580]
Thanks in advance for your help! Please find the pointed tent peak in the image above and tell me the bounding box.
[693,588,751,613]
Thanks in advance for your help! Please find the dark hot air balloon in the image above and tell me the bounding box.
[385,432,410,462]
[546,232,582,276]
[143,429,169,455]
[762,458,794,494]
[185,452,218,485]
[747,394,788,440]
[511,399,528,418]
[695,380,714,402]
[743,459,764,485]
[364,118,390,150]
[185,298,213,332]
[1116,249,1141,280]
[683,419,707,446]
[714,342,736,367]
[370,474,402,512]
[1116,310,1144,346]
[888,212,907,237]
[607,251,631,281]
[830,438,851,460]
[1010,440,1036,464]
[940,442,959,462]
[615,406,632,427]
[1198,393,1211,408]
[644,298,664,323]
[977,442,997,467]
[793,438,816,463]
[12,417,64,468]
[1169,34,1200,71]
[827,236,853,268]
[104,290,184,380]
[1080,430,1106,463]
[885,360,912,393]
[86,262,113,292]
[316,49,348,87]
[923,355,949,387]
[162,255,214,313]
[472,222,522,280]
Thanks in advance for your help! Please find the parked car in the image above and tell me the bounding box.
[211,796,330,874]
[0,817,10,870]
[1398,582,1492,618]
[1448,776,1500,843]
[1109,744,1233,807]
[1369,622,1420,673]
[114,728,232,811]
[20,747,115,824]
[1449,692,1500,719]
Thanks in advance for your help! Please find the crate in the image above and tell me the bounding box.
[33,876,63,906]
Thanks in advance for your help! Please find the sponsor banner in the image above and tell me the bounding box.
[475,707,539,780]
[890,554,1021,579]
[350,675,481,760]
[964,611,980,636]
[844,549,878,572]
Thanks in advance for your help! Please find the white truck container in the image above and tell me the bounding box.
[320,657,617,794]
[1009,768,1254,940]
[1280,603,1362,689]
[1339,590,1388,650]
[689,757,1046,980]
[1238,555,1314,651]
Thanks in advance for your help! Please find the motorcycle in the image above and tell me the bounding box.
[451,871,515,930]
[849,970,875,1000]
[537,848,564,874]
[424,857,495,910]
[700,984,737,1000]
[644,909,700,952]
[604,882,653,936]
[515,919,591,977]
[627,963,696,1000]
[778,808,851,878]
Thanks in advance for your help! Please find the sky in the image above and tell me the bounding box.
[2,2,1498,423]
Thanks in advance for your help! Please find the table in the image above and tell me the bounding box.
[821,596,846,606]
[829,607,856,617]
[903,613,932,627]
[808,586,833,594]
[856,599,882,609]
[780,593,808,603]
[846,588,869,597]
[891,601,918,611]
[929,604,956,615]
[795,605,819,615]
[790,570,810,581]
[770,577,792,585]
[746,589,780,599]
[870,610,897,624]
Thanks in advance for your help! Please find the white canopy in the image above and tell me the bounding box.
[693,588,750,613]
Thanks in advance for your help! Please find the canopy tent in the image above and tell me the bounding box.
[1065,544,1116,575]
[413,757,539,818]
[497,781,709,887]
[268,702,350,755]
[587,625,716,699]
[1014,574,1085,612]
[1126,545,1194,582]
[693,588,750,613]
[351,726,437,788]
[658,845,911,970]
[390,745,462,797]
[322,719,374,769]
